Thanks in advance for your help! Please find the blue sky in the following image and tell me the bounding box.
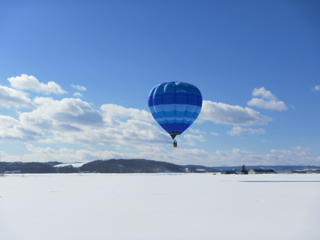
[0,0,319,166]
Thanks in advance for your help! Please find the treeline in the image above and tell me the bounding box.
[0,161,61,173]
[2,160,319,174]
[0,159,218,174]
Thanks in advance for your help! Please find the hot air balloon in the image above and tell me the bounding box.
[148,82,203,147]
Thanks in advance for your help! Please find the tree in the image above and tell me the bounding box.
[241,165,248,174]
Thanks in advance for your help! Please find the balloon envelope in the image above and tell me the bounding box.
[148,82,202,139]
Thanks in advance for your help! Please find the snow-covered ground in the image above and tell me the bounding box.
[53,162,86,168]
[1,173,320,240]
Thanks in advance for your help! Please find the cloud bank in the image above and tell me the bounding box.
[2,143,318,166]
[2,74,306,165]
[0,95,167,146]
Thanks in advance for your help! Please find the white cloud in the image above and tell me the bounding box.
[0,115,21,127]
[212,146,320,166]
[215,150,226,156]
[270,146,310,157]
[20,97,105,132]
[51,119,168,146]
[252,87,277,100]
[210,132,219,136]
[314,85,320,91]
[183,134,205,146]
[227,127,265,136]
[8,74,66,94]
[73,92,83,97]
[135,146,216,166]
[0,97,105,142]
[189,128,206,134]
[266,146,317,165]
[0,115,43,141]
[38,138,56,144]
[101,104,154,122]
[0,85,35,108]
[1,144,79,163]
[213,148,256,164]
[232,148,252,156]
[199,100,271,126]
[169,148,213,165]
[26,144,56,154]
[247,87,287,111]
[71,84,87,91]
[247,98,287,111]
[34,97,102,127]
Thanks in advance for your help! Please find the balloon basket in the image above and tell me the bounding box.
[173,142,177,148]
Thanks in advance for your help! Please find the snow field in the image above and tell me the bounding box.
[1,173,320,240]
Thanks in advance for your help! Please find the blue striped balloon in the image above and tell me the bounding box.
[148,82,202,140]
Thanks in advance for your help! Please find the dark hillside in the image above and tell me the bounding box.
[80,159,185,173]
[0,161,62,173]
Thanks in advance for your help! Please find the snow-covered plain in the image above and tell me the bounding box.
[1,173,320,240]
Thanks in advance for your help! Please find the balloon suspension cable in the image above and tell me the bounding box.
[169,131,182,140]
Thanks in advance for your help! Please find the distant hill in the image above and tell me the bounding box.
[1,159,319,174]
[81,159,186,173]
[80,159,220,173]
[1,159,216,174]
[0,161,61,173]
